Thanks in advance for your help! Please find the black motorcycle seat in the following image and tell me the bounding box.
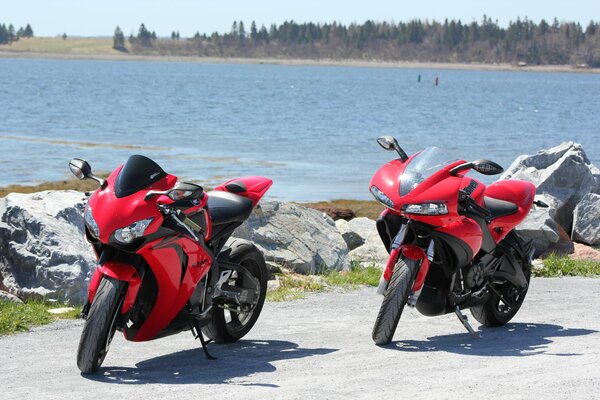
[484,196,519,220]
[207,190,253,225]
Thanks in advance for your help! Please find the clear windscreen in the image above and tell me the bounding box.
[400,147,459,196]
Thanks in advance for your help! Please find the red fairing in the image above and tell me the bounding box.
[435,218,483,257]
[131,236,212,342]
[87,167,177,243]
[370,156,467,225]
[486,180,535,243]
[215,176,273,206]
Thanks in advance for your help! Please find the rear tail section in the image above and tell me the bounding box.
[215,176,273,207]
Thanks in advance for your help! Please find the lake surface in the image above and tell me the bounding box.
[0,58,598,201]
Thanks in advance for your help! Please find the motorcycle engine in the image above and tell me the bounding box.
[465,261,485,289]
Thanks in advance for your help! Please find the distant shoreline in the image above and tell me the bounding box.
[1,50,598,74]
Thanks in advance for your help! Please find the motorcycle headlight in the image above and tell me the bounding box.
[114,218,154,244]
[370,185,395,209]
[402,203,448,216]
[115,218,153,244]
[84,204,100,238]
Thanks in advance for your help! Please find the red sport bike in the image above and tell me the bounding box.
[370,136,545,345]
[69,155,272,373]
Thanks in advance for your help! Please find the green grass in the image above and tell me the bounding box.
[322,263,381,287]
[0,301,81,336]
[266,263,381,302]
[0,37,116,54]
[535,254,600,277]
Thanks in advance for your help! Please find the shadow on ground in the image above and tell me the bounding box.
[390,323,598,356]
[84,339,337,386]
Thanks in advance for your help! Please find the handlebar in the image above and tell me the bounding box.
[458,190,491,220]
[157,203,204,236]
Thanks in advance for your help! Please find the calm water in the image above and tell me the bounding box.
[0,58,598,201]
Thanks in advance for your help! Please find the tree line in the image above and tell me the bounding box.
[0,23,34,45]
[117,16,600,66]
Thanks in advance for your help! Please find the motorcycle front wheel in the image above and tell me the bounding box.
[76,276,126,374]
[372,257,419,345]
[203,240,267,343]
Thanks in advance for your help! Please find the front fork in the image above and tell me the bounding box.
[376,225,435,307]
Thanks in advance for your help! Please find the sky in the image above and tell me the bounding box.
[2,0,598,37]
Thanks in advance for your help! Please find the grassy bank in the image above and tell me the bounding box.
[267,264,381,302]
[1,37,599,74]
[0,175,108,197]
[0,301,80,336]
[534,254,600,277]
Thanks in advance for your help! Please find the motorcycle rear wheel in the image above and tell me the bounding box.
[372,257,418,345]
[76,276,126,374]
[470,240,532,327]
[203,240,267,343]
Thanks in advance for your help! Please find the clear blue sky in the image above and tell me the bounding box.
[3,0,598,37]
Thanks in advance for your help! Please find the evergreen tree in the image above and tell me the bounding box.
[113,26,126,51]
[250,21,258,40]
[238,21,246,37]
[23,23,33,37]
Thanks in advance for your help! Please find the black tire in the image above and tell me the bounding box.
[202,240,268,343]
[470,238,532,327]
[76,276,126,374]
[372,257,419,345]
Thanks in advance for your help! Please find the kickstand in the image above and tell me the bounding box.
[454,306,481,338]
[192,322,217,360]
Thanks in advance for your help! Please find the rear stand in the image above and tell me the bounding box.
[454,306,481,338]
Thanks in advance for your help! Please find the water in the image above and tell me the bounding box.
[0,58,598,201]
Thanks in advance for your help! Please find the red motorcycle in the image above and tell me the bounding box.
[370,136,544,345]
[69,155,272,373]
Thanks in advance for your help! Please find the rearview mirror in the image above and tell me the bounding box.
[376,136,408,161]
[377,136,398,151]
[69,158,92,180]
[145,182,203,202]
[167,182,203,201]
[471,159,504,175]
[68,158,106,188]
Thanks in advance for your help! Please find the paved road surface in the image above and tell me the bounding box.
[2,277,599,399]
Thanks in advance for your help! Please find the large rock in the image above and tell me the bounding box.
[232,201,351,274]
[336,217,388,268]
[501,142,600,232]
[572,193,600,245]
[0,191,95,304]
[0,290,23,303]
[335,219,365,250]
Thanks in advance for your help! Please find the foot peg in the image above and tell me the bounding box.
[454,306,481,338]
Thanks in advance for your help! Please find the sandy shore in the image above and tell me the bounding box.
[1,49,598,74]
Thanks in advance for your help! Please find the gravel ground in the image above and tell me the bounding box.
[1,277,599,399]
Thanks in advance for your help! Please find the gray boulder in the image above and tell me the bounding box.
[335,219,365,250]
[501,141,600,231]
[572,193,600,245]
[336,217,388,268]
[0,290,23,303]
[232,201,351,274]
[0,191,95,304]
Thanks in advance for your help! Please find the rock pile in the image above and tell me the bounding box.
[231,201,351,274]
[501,142,600,252]
[0,191,95,304]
